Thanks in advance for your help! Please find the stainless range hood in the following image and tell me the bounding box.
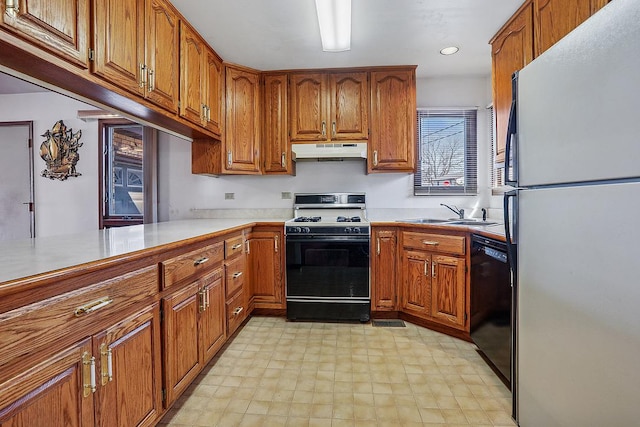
[292,142,367,160]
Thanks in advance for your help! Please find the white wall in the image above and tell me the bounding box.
[158,75,500,221]
[0,92,99,237]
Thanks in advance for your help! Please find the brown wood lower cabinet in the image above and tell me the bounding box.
[371,228,398,311]
[248,226,284,310]
[0,303,162,427]
[399,230,468,331]
[162,268,224,406]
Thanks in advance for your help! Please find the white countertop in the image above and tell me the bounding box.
[0,219,283,285]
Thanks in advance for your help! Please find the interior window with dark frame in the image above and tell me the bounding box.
[99,120,147,228]
[414,108,478,195]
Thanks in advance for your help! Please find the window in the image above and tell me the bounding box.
[99,120,157,228]
[414,108,477,195]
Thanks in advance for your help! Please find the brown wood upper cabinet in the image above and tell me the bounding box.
[224,65,261,174]
[491,0,611,163]
[93,0,180,113]
[0,0,90,68]
[180,21,224,136]
[262,73,293,174]
[290,71,369,142]
[368,68,416,173]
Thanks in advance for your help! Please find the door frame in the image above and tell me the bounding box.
[0,121,35,238]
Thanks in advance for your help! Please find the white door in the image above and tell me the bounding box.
[0,123,34,241]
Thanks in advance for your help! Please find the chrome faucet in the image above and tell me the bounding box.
[441,203,464,219]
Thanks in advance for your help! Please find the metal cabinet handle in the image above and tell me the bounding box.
[373,150,378,166]
[201,104,207,121]
[274,235,278,253]
[422,240,440,246]
[75,297,113,317]
[5,0,18,16]
[332,121,336,136]
[245,240,250,254]
[194,257,209,266]
[148,69,155,92]
[281,152,286,168]
[376,238,381,255]
[205,105,211,122]
[432,261,436,278]
[233,306,244,316]
[232,271,243,279]
[199,288,207,312]
[82,352,96,397]
[139,63,146,89]
[100,343,113,386]
[205,287,210,309]
[227,150,232,167]
[232,243,242,250]
[321,121,326,136]
[424,260,429,276]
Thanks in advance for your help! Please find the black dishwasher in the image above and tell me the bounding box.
[470,234,512,388]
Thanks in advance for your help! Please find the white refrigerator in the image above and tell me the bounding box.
[503,0,640,425]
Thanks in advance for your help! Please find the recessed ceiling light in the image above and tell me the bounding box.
[440,46,459,55]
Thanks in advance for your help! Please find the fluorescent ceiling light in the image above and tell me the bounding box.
[440,46,460,55]
[315,0,351,52]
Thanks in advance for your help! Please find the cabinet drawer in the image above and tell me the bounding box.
[402,231,465,255]
[224,235,244,259]
[226,290,246,336]
[0,265,158,372]
[162,242,224,288]
[225,256,245,299]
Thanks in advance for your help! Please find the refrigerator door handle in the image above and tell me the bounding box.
[503,189,518,276]
[505,71,519,187]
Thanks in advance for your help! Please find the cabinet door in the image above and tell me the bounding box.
[290,73,328,141]
[371,228,397,311]
[94,304,162,427]
[369,69,416,172]
[329,72,369,141]
[162,281,201,406]
[224,66,261,173]
[249,230,284,308]
[431,255,466,329]
[199,269,226,363]
[204,50,224,136]
[179,22,205,127]
[534,0,591,56]
[0,0,89,68]
[145,0,179,112]
[491,3,533,164]
[93,0,146,96]
[263,74,291,174]
[401,250,430,317]
[0,339,94,426]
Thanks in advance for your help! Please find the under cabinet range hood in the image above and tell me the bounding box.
[291,142,367,160]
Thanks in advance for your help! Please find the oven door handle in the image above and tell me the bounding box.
[285,235,370,243]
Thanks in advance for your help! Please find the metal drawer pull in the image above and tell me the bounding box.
[233,306,243,316]
[373,150,378,166]
[422,240,440,246]
[232,271,243,279]
[82,352,96,397]
[194,257,209,266]
[100,343,113,385]
[232,243,242,250]
[432,261,436,278]
[75,297,113,317]
[424,260,428,276]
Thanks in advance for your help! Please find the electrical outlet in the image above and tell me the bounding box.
[281,192,292,199]
[224,192,235,200]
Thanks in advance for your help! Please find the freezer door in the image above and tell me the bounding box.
[517,182,640,426]
[517,0,640,187]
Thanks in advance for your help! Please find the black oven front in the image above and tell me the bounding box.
[285,233,370,322]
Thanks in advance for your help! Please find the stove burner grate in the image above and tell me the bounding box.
[336,216,362,223]
[293,216,321,222]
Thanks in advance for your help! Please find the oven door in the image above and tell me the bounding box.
[286,234,370,299]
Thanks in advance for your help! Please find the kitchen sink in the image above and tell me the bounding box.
[399,218,498,226]
[398,218,451,224]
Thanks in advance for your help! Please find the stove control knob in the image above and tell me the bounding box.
[302,227,311,233]
[294,227,302,233]
[345,227,352,234]
[353,227,361,234]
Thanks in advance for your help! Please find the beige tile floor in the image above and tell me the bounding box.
[159,316,516,427]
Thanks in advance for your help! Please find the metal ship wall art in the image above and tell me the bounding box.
[39,120,83,180]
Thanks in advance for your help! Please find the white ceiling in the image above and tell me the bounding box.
[171,0,523,78]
